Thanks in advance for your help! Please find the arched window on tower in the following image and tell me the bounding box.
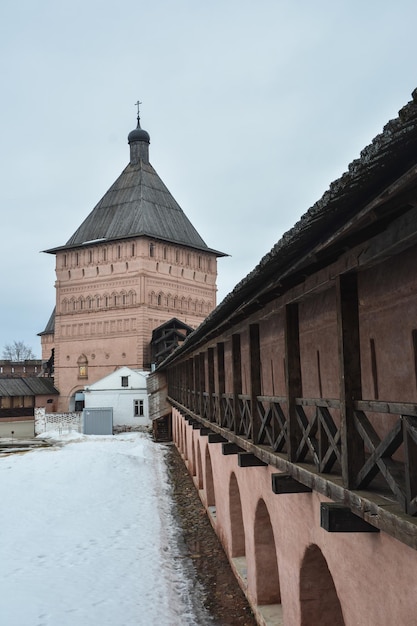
[77,354,88,379]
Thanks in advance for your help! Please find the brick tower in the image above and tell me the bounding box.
[40,112,225,411]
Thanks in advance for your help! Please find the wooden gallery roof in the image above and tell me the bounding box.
[160,88,417,364]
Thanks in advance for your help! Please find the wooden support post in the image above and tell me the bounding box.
[320,503,379,533]
[285,303,303,462]
[193,354,201,416]
[207,347,215,422]
[336,273,365,488]
[199,352,206,418]
[232,334,242,434]
[217,342,225,426]
[238,452,268,467]
[187,358,193,411]
[271,473,312,494]
[249,323,262,443]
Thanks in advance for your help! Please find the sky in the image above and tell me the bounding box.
[1,0,417,358]
[0,432,212,625]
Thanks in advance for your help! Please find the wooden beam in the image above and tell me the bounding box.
[207,347,215,422]
[217,342,225,426]
[249,323,262,442]
[271,473,312,494]
[285,303,303,461]
[238,453,268,467]
[232,333,242,434]
[208,433,228,444]
[320,503,379,533]
[222,442,243,455]
[336,273,365,487]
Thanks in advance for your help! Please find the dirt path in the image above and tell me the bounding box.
[166,443,257,625]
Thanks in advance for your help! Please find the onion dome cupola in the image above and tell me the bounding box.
[128,101,150,165]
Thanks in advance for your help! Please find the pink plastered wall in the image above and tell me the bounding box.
[173,408,417,626]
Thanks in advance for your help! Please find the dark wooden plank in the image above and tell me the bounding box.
[207,347,215,422]
[403,416,417,515]
[222,442,243,455]
[320,503,380,533]
[232,333,242,435]
[355,399,417,417]
[336,272,365,487]
[238,452,268,467]
[271,473,312,494]
[249,323,262,443]
[285,303,303,462]
[217,342,225,426]
[208,433,228,444]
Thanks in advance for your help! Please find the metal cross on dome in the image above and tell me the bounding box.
[135,100,142,122]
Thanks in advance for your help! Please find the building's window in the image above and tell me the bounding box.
[0,367,3,373]
[118,245,121,259]
[121,376,129,387]
[122,294,126,305]
[131,243,135,256]
[11,367,14,373]
[77,355,88,379]
[163,247,167,260]
[89,250,93,263]
[134,399,144,416]
[157,294,162,306]
[187,253,190,265]
[23,366,26,373]
[105,296,109,307]
[102,248,107,261]
[77,354,88,378]
[63,254,67,268]
[76,252,79,266]
[34,366,37,373]
[198,256,201,268]
[169,266,172,274]
[150,243,154,257]
[175,250,179,263]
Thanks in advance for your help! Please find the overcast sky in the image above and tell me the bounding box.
[1,0,417,358]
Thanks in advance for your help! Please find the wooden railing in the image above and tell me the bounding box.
[169,383,417,516]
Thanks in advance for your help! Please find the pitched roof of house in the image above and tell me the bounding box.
[0,377,59,397]
[159,88,417,365]
[44,119,226,257]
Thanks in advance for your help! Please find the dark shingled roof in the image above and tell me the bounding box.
[44,127,226,256]
[0,377,59,397]
[38,307,55,336]
[159,88,417,366]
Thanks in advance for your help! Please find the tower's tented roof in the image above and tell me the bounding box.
[44,121,226,257]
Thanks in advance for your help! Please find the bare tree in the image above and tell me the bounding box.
[2,340,36,361]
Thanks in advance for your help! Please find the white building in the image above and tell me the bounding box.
[84,367,149,428]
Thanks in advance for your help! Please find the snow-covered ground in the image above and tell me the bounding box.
[0,432,212,626]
